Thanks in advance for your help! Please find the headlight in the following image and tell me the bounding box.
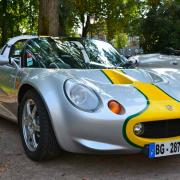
[64,79,101,112]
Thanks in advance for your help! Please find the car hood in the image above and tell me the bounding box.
[21,67,180,102]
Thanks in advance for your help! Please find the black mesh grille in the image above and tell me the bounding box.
[139,119,180,138]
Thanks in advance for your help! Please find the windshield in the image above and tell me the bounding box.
[23,37,128,69]
[24,37,86,69]
[82,39,127,67]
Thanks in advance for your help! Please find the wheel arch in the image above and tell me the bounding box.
[18,84,54,126]
[18,84,37,104]
[17,84,57,141]
[18,83,61,160]
[17,80,71,151]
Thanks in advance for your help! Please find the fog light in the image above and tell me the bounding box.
[134,123,144,136]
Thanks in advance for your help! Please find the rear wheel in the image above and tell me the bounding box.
[18,89,61,161]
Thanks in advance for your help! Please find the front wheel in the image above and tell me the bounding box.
[18,89,61,161]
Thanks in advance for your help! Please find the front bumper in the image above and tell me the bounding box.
[57,102,141,154]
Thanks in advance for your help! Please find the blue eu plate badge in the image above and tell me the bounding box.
[149,143,155,158]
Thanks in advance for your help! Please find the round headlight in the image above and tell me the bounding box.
[64,79,101,112]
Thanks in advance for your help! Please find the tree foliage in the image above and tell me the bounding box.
[71,0,103,37]
[0,0,179,52]
[113,32,128,49]
[102,0,140,41]
[140,0,180,52]
[70,0,140,39]
[0,0,146,46]
[0,0,38,46]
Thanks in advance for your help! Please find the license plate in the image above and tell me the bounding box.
[148,140,180,158]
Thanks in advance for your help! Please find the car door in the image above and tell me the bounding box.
[0,40,25,121]
[0,64,19,120]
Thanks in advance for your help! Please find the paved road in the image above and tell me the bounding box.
[0,118,180,180]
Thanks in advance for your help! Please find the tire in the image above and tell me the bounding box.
[18,89,61,161]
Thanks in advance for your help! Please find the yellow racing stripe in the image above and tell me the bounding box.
[102,69,180,148]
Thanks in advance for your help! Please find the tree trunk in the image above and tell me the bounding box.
[82,15,90,37]
[48,0,60,36]
[1,0,8,46]
[38,0,49,35]
[38,0,62,36]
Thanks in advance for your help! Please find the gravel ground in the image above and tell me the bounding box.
[1,118,180,180]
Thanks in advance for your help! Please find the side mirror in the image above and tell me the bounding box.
[0,55,9,66]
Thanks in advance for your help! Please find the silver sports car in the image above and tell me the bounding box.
[1,36,180,161]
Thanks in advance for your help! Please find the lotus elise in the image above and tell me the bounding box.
[1,36,180,161]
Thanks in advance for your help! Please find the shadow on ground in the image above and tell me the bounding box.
[0,118,180,180]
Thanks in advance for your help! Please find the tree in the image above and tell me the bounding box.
[59,0,75,35]
[38,0,62,36]
[69,0,140,39]
[101,0,140,41]
[140,0,180,52]
[0,0,38,46]
[113,33,128,49]
[0,0,8,46]
[71,0,103,37]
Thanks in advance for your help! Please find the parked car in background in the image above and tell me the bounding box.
[129,53,180,69]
